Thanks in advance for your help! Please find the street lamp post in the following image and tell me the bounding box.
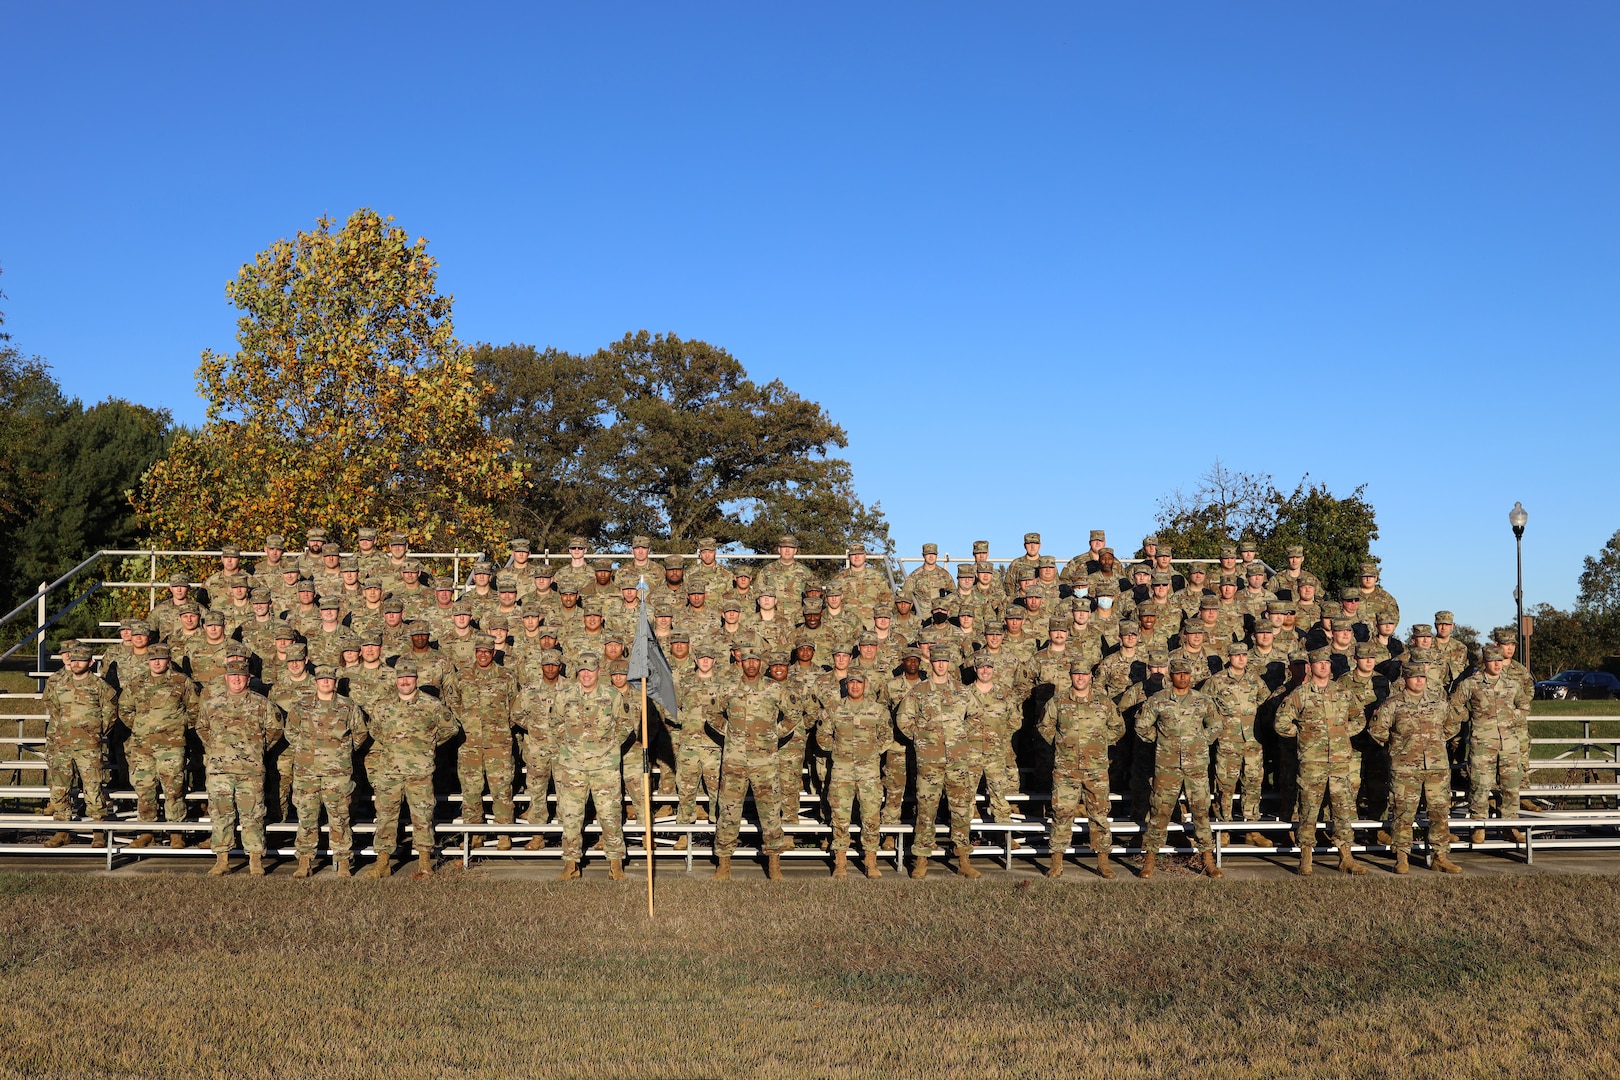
[1510,501,1528,664]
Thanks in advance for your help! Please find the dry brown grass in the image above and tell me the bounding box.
[0,869,1616,1078]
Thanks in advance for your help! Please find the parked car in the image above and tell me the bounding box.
[1536,670,1588,700]
[1576,672,1620,700]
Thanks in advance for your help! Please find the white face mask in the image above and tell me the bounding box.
[1096,597,1114,610]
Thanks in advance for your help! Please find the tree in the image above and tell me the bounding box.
[473,331,889,555]
[134,209,525,553]
[1497,604,1620,680]
[1155,461,1378,594]
[1578,530,1620,616]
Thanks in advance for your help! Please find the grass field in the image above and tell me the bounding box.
[1,870,1618,1078]
[1532,699,1620,716]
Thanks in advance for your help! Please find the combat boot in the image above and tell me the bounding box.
[1376,829,1392,846]
[130,832,154,849]
[1394,851,1410,875]
[558,859,580,880]
[1245,831,1274,849]
[655,805,675,820]
[910,856,928,880]
[1096,851,1115,879]
[863,850,881,879]
[1045,853,1063,879]
[624,802,637,823]
[247,853,264,877]
[292,856,313,879]
[767,853,783,880]
[468,833,484,850]
[208,853,231,876]
[832,851,848,879]
[368,856,392,879]
[1433,854,1462,874]
[1201,851,1224,879]
[333,858,352,878]
[91,831,107,849]
[1508,828,1526,844]
[42,832,70,848]
[608,857,625,881]
[1470,828,1485,845]
[496,835,512,851]
[1336,844,1367,875]
[525,834,546,851]
[1298,845,1314,877]
[415,850,433,876]
[712,855,731,880]
[672,834,688,852]
[956,852,981,879]
[169,833,185,849]
[880,834,895,851]
[1139,850,1156,880]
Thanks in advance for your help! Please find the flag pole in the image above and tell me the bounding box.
[639,581,654,917]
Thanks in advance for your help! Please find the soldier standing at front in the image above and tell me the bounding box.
[713,647,796,881]
[287,665,367,878]
[366,661,459,878]
[42,644,117,849]
[1136,658,1223,879]
[116,643,197,849]
[1040,661,1124,879]
[1274,647,1366,876]
[554,653,636,881]
[818,670,890,879]
[1369,663,1462,874]
[198,657,284,876]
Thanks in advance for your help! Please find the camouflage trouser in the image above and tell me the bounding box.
[1129,735,1156,822]
[829,756,883,854]
[372,773,436,855]
[776,730,807,823]
[556,762,624,862]
[1296,765,1355,847]
[880,739,908,829]
[127,744,186,822]
[911,763,974,857]
[1050,763,1111,855]
[676,740,722,825]
[715,758,785,857]
[982,743,1017,822]
[523,739,556,823]
[1143,767,1213,855]
[1391,766,1452,856]
[293,775,354,857]
[48,744,108,821]
[208,771,266,855]
[459,745,515,825]
[1468,748,1523,822]
[1214,738,1263,823]
[621,742,653,819]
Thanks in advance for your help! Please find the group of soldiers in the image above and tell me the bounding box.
[40,525,1531,881]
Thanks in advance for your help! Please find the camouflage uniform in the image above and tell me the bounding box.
[554,677,636,862]
[444,652,520,831]
[269,671,318,821]
[967,676,1021,823]
[367,685,459,857]
[197,684,284,855]
[1274,676,1364,849]
[817,687,891,855]
[715,672,796,858]
[516,667,567,825]
[1136,680,1220,855]
[895,674,977,857]
[1205,657,1269,824]
[43,665,117,822]
[902,548,955,611]
[287,689,367,858]
[672,664,729,824]
[1452,661,1530,827]
[116,658,198,826]
[1039,675,1124,857]
[1369,684,1460,861]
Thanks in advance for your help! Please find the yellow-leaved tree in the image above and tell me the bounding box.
[134,209,525,553]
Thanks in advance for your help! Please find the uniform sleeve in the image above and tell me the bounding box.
[1200,694,1220,743]
[1037,696,1059,745]
[1104,700,1126,744]
[894,689,919,741]
[263,700,286,748]
[434,699,462,746]
[182,679,200,727]
[1133,699,1157,744]
[1273,689,1299,740]
[1342,689,1367,738]
[1367,699,1395,746]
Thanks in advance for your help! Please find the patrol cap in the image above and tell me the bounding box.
[1288,650,1308,664]
[823,584,842,598]
[1132,565,1152,580]
[632,535,653,548]
[931,645,960,662]
[844,670,868,684]
[474,633,497,649]
[402,559,422,573]
[721,598,742,613]
[929,597,951,613]
[1038,556,1056,569]
[394,661,419,678]
[314,664,338,680]
[496,576,518,592]
[973,653,997,669]
[306,528,327,541]
[832,642,853,656]
[608,658,630,675]
[972,540,989,553]
[338,556,359,571]
[66,644,94,662]
[1354,643,1379,659]
[582,600,606,616]
[541,649,564,664]
[219,544,242,559]
[777,534,799,548]
[178,601,201,615]
[408,621,433,636]
[285,644,308,661]
[1180,622,1205,636]
[1147,648,1170,667]
[1091,582,1118,597]
[1285,545,1304,558]
[1142,535,1160,547]
[360,631,382,647]
[1168,658,1194,675]
[532,563,556,578]
[1492,628,1516,644]
[756,587,777,600]
[382,598,405,613]
[1016,566,1036,581]
[1339,588,1362,602]
[387,531,409,545]
[1199,597,1219,611]
[168,572,190,587]
[450,600,472,616]
[1023,532,1041,544]
[130,620,154,636]
[847,542,866,555]
[957,563,975,578]
[1150,572,1171,586]
[1265,601,1290,614]
[1410,624,1435,637]
[1068,659,1092,675]
[1375,611,1396,626]
[227,641,251,658]
[652,601,674,618]
[1118,620,1141,636]
[274,625,299,641]
[559,582,581,595]
[265,535,286,549]
[296,578,317,593]
[1359,562,1379,577]
[732,565,755,580]
[802,597,824,613]
[736,646,761,662]
[670,631,690,644]
[1252,619,1277,635]
[1239,537,1259,552]
[576,652,601,671]
[696,537,718,551]
[319,597,341,611]
[519,602,544,619]
[1049,616,1068,631]
[471,560,495,575]
[1218,544,1237,559]
[1307,647,1332,662]
[568,536,589,549]
[1434,611,1455,624]
[225,657,252,675]
[1218,574,1239,587]
[1228,642,1250,655]
[509,538,530,553]
[537,627,559,641]
[663,554,686,569]
[203,610,226,625]
[694,643,718,659]
[361,577,384,591]
[1246,564,1267,578]
[1400,662,1428,679]
[922,543,939,555]
[1089,529,1106,542]
[1407,646,1436,662]
[1482,644,1504,660]
[873,605,893,620]
[148,643,172,659]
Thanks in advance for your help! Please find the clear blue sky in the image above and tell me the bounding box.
[2,4,1616,636]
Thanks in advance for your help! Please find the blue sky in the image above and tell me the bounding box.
[2,4,1616,635]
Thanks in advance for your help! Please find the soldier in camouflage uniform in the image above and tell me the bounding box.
[268,645,317,822]
[198,658,284,876]
[968,654,1022,830]
[1453,643,1530,845]
[1040,662,1124,879]
[445,634,520,851]
[116,643,198,848]
[1274,648,1366,875]
[671,645,729,840]
[756,534,817,614]
[903,543,955,610]
[287,666,367,877]
[1205,644,1273,847]
[41,644,117,848]
[895,646,981,878]
[554,654,636,880]
[366,662,459,877]
[516,649,567,849]
[818,670,891,877]
[713,648,796,880]
[1369,664,1462,873]
[1136,658,1223,879]
[830,545,893,630]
